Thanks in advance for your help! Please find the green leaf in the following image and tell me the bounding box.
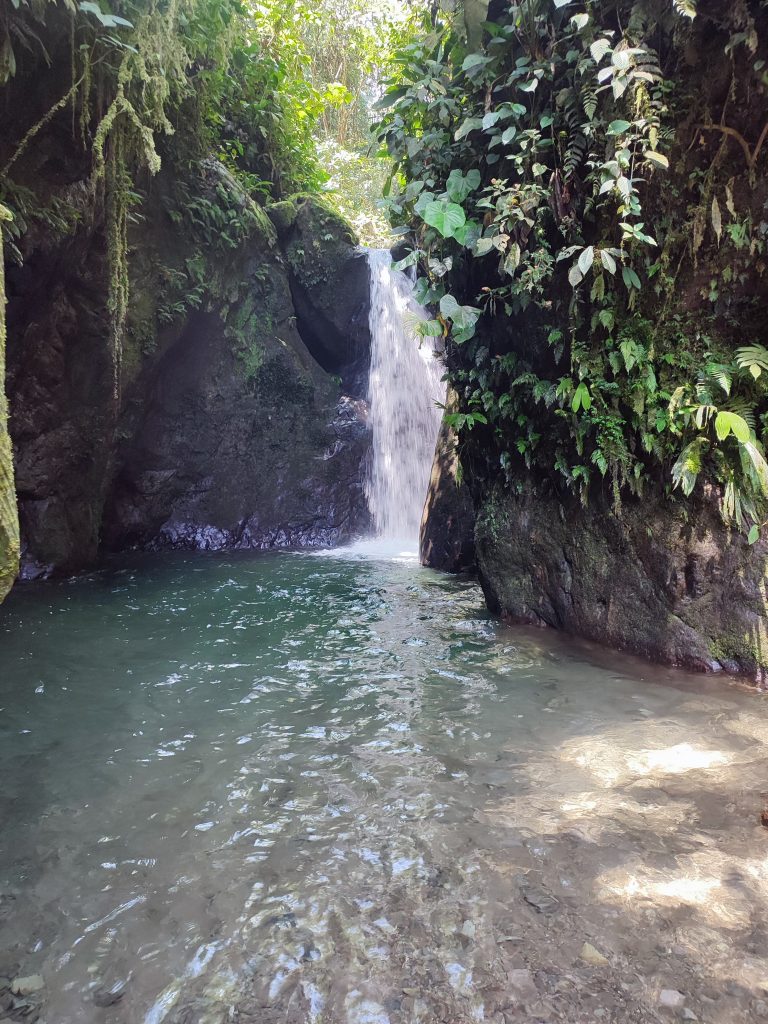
[462,54,492,71]
[455,117,483,141]
[571,13,589,29]
[474,236,496,256]
[504,242,521,275]
[743,441,768,495]
[607,120,631,136]
[423,201,466,238]
[568,264,583,287]
[419,319,444,338]
[445,168,481,203]
[518,78,539,93]
[736,345,768,378]
[590,39,612,64]
[464,0,490,46]
[748,524,760,545]
[572,381,592,412]
[453,219,482,249]
[644,150,669,169]
[600,250,617,274]
[577,246,594,275]
[715,410,751,443]
[672,439,705,496]
[392,250,420,271]
[372,86,409,110]
[622,266,642,290]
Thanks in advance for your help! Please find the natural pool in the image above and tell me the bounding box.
[0,547,766,1024]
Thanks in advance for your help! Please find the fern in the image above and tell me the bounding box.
[672,0,697,18]
[735,344,768,380]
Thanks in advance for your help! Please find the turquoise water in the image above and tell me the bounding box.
[0,549,766,1024]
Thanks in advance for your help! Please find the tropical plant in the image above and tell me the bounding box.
[373,0,768,537]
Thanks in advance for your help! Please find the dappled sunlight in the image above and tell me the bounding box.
[596,846,768,932]
[556,727,741,789]
[627,742,731,775]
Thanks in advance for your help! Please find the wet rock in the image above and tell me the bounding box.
[521,885,559,915]
[507,969,538,1002]
[579,942,609,966]
[659,989,686,1010]
[8,190,372,576]
[10,976,44,996]
[93,980,128,1007]
[420,387,475,573]
[284,198,371,397]
[682,1010,698,1021]
[475,487,768,681]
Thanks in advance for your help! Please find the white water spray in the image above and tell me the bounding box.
[365,249,445,544]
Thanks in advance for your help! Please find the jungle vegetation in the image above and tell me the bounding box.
[376,0,768,540]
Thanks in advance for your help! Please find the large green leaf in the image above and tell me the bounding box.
[445,168,481,203]
[743,441,768,495]
[735,344,768,379]
[423,200,466,239]
[715,410,751,443]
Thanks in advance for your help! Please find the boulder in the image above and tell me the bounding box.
[475,485,768,683]
[283,198,371,397]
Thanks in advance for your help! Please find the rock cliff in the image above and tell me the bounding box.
[476,486,768,684]
[6,185,372,580]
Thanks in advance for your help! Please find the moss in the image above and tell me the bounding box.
[225,291,271,384]
[0,204,20,603]
[709,621,768,669]
[266,199,299,237]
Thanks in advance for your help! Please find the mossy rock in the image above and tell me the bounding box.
[0,214,19,602]
[474,484,768,684]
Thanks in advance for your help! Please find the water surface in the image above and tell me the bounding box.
[0,550,766,1023]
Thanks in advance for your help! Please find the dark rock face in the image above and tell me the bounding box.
[6,196,373,575]
[7,229,115,577]
[105,298,370,552]
[475,487,768,684]
[283,198,371,398]
[420,389,475,573]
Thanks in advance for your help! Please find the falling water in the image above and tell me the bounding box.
[365,249,445,542]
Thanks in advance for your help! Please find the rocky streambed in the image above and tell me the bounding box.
[0,548,767,1024]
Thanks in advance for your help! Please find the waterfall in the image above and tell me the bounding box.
[365,249,445,542]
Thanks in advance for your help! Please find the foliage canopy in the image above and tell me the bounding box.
[375,0,768,538]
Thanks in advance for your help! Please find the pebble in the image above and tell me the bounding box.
[11,976,44,996]
[521,885,559,915]
[507,968,539,1002]
[579,942,609,966]
[682,1010,698,1021]
[659,989,686,1009]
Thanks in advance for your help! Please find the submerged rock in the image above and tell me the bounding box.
[580,943,609,966]
[93,979,127,1007]
[659,989,686,1009]
[10,975,44,996]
